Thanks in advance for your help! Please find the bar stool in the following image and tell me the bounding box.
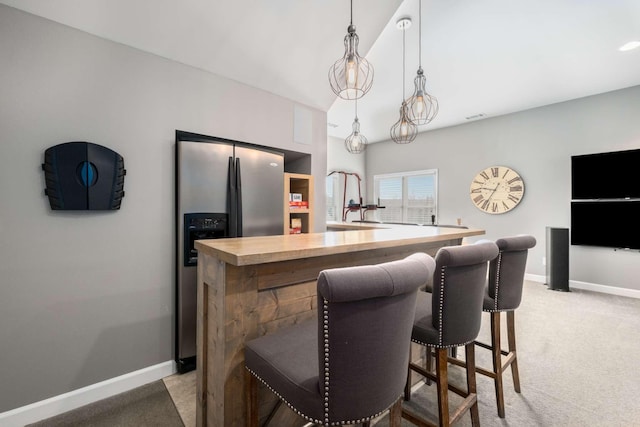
[403,242,499,427]
[458,235,536,418]
[245,253,435,427]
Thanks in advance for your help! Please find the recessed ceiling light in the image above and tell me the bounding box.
[619,41,640,51]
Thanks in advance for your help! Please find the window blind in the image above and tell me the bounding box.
[374,170,437,224]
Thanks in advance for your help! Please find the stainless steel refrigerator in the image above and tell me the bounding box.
[175,131,284,372]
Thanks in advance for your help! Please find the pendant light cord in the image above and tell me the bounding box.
[350,0,353,26]
[402,25,406,99]
[419,0,422,67]
[355,98,358,119]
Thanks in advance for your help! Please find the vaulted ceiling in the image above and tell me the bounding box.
[3,0,640,143]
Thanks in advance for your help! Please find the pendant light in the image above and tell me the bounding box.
[328,0,374,100]
[406,0,438,125]
[345,99,368,154]
[390,18,418,144]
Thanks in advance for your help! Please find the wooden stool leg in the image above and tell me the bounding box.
[507,311,521,393]
[246,370,259,427]
[435,348,450,427]
[426,345,433,385]
[491,312,505,418]
[405,345,412,401]
[405,367,412,401]
[389,398,402,427]
[465,343,480,427]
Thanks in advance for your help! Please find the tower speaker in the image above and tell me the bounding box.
[546,227,570,291]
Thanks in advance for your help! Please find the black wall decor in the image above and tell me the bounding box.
[42,142,126,210]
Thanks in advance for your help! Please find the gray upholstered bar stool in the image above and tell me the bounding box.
[245,253,435,427]
[403,242,499,427]
[453,235,536,418]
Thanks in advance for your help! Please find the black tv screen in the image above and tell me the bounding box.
[571,148,640,199]
[571,201,640,249]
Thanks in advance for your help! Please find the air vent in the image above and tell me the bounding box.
[465,113,487,120]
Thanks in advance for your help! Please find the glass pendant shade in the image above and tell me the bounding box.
[390,101,417,144]
[345,117,368,154]
[407,67,439,125]
[328,1,374,100]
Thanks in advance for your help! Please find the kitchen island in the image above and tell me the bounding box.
[194,224,484,427]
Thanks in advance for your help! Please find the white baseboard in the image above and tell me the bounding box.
[524,273,547,284]
[0,360,176,427]
[525,274,640,299]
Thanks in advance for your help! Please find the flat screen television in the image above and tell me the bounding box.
[571,201,640,249]
[571,148,640,199]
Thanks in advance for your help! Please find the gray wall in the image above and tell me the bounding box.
[0,5,326,412]
[365,85,640,291]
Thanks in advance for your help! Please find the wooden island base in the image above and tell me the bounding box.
[195,225,484,426]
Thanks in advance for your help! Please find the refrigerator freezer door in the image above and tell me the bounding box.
[176,140,233,367]
[234,145,284,237]
[177,140,233,213]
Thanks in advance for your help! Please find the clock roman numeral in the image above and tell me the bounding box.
[502,169,511,178]
[473,195,484,204]
[508,176,522,184]
[510,185,523,192]
[508,194,520,203]
[491,167,499,178]
[470,188,482,193]
[481,199,490,210]
[480,171,490,181]
[492,202,498,212]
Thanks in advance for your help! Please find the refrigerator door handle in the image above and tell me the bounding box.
[236,157,243,237]
[227,156,237,237]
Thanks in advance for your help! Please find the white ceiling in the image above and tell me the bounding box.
[3,0,640,143]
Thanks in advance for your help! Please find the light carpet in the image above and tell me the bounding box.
[373,281,640,426]
[27,281,640,426]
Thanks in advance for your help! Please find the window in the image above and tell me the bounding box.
[326,174,339,221]
[374,170,438,224]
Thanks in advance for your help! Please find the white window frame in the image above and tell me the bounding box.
[373,169,438,224]
[326,174,340,222]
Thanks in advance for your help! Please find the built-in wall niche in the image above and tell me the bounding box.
[282,148,311,174]
[284,173,314,234]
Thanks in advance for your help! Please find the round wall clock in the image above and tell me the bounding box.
[469,166,524,214]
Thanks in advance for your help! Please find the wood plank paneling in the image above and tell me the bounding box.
[256,241,456,290]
